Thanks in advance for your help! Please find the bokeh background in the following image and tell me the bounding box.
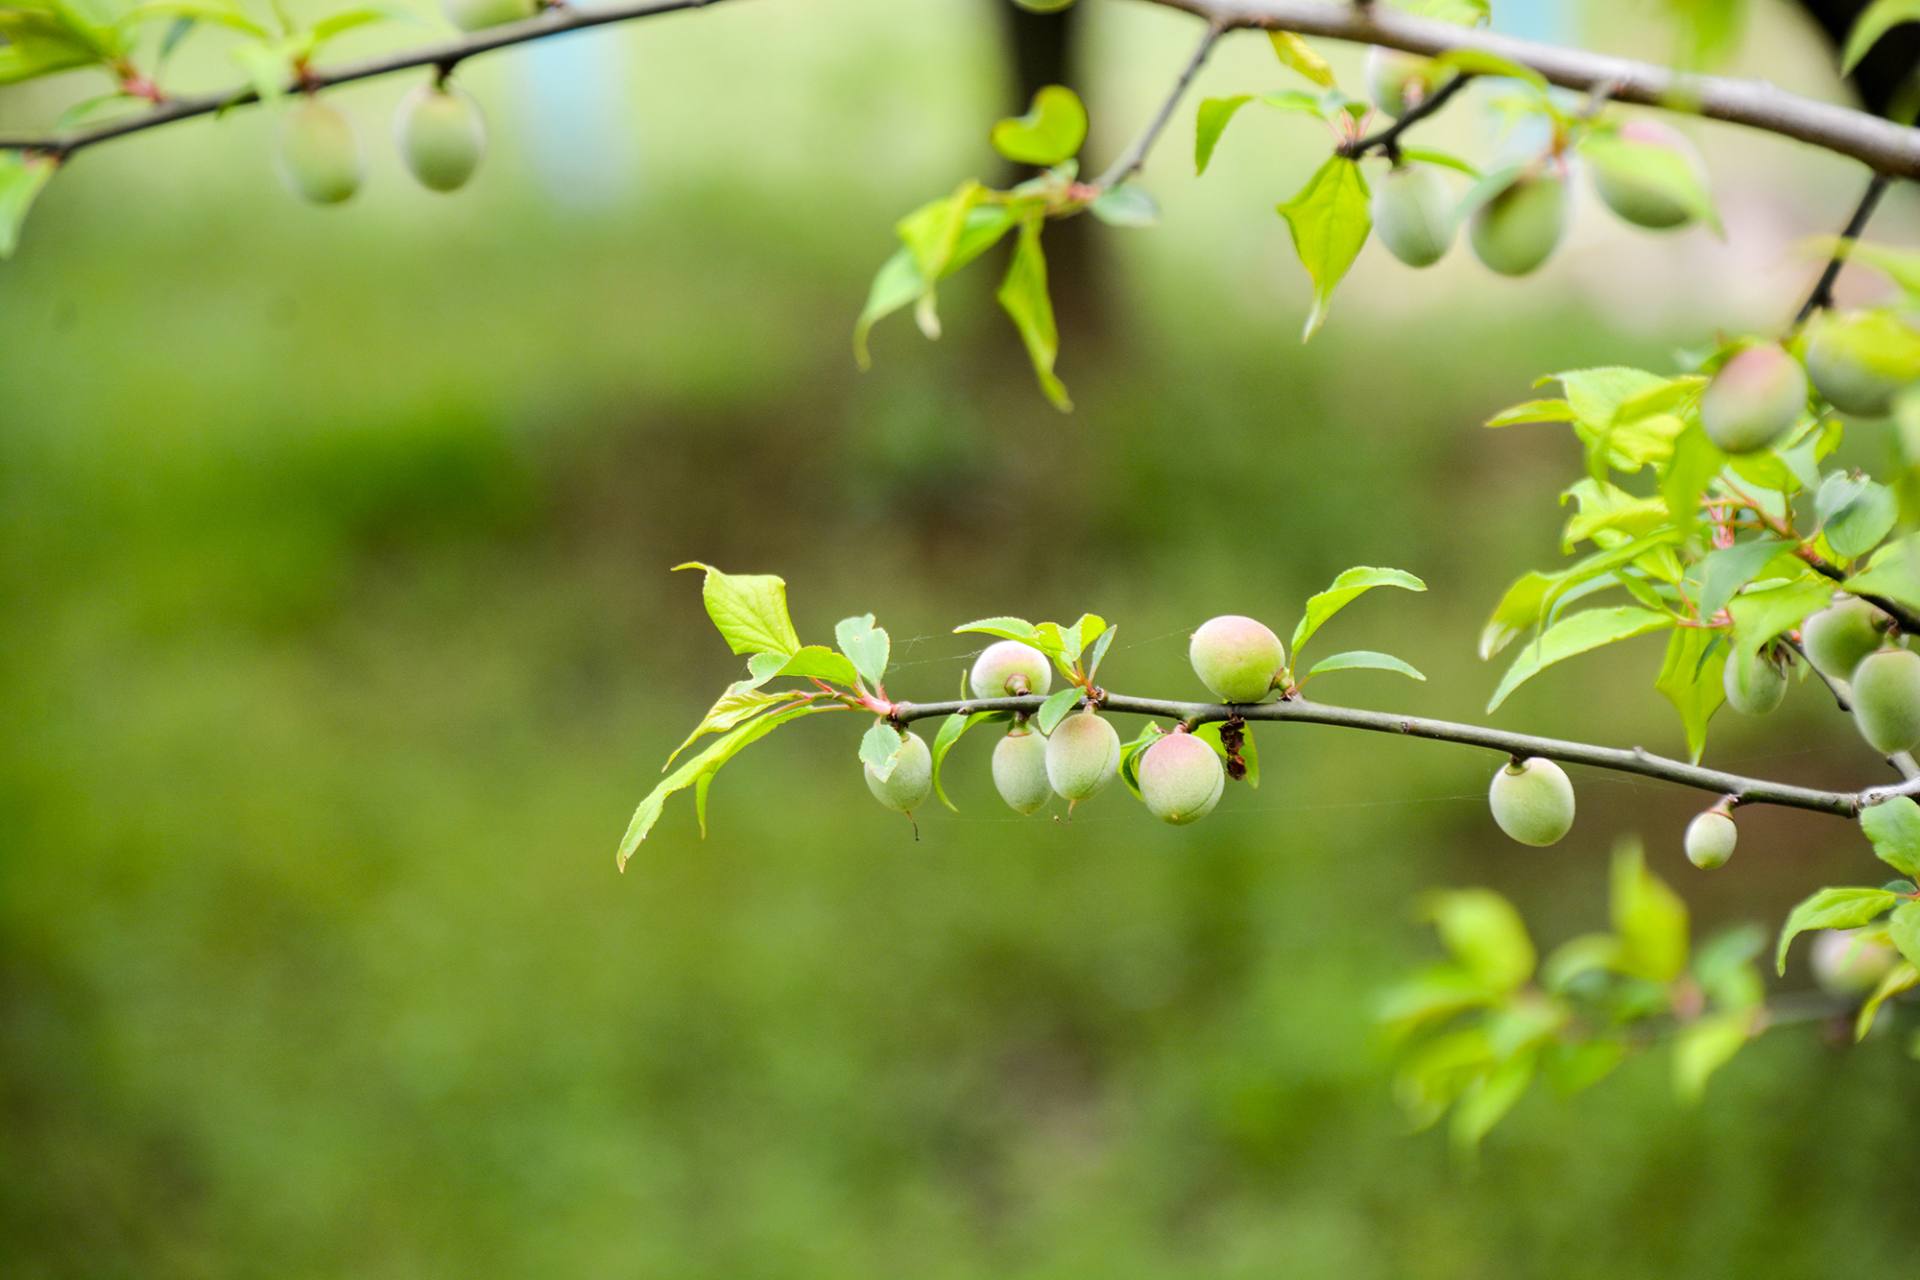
[5,0,1920,1274]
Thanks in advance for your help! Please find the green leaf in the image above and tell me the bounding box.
[120,0,269,36]
[1776,886,1900,974]
[1857,961,1919,1040]
[1659,423,1725,541]
[1672,1011,1752,1104]
[617,704,830,868]
[1541,1038,1626,1096]
[1726,577,1830,667]
[1689,538,1789,622]
[1036,686,1081,734]
[1888,901,1920,969]
[663,680,789,770]
[1485,397,1577,429]
[1194,94,1252,175]
[1693,923,1766,1010]
[853,197,1020,367]
[991,84,1087,166]
[1654,625,1725,764]
[1034,613,1105,666]
[1304,649,1426,682]
[1842,0,1920,72]
[1541,932,1621,993]
[1376,966,1496,1042]
[1844,536,1920,612]
[0,6,110,84]
[930,709,1007,812]
[1275,154,1370,340]
[859,720,906,780]
[1290,565,1426,657]
[1084,625,1117,681]
[1816,472,1897,560]
[1610,842,1689,984]
[1421,889,1536,993]
[1267,30,1334,87]
[1431,48,1545,88]
[1089,184,1157,227]
[852,248,921,369]
[1861,797,1920,879]
[997,213,1071,411]
[747,645,860,688]
[1486,606,1672,712]
[1580,131,1721,236]
[0,151,55,258]
[308,1,409,45]
[834,613,890,688]
[954,616,1040,646]
[1191,719,1259,788]
[1451,1052,1535,1152]
[1397,145,1480,177]
[673,562,802,658]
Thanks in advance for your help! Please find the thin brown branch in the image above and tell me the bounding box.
[1091,19,1224,191]
[1337,71,1471,163]
[1794,171,1895,326]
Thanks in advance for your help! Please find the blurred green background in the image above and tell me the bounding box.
[5,0,1919,1274]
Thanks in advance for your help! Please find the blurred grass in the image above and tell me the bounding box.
[3,0,1920,1275]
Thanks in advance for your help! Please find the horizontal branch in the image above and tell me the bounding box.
[0,0,739,156]
[887,690,1920,817]
[1139,0,1920,178]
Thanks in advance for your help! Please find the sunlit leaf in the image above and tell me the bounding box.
[1276,154,1370,340]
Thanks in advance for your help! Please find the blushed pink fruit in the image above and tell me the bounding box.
[1188,615,1284,703]
[1700,344,1805,454]
[1138,731,1225,825]
[969,640,1052,701]
[1044,709,1120,803]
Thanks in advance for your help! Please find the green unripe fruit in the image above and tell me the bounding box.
[1810,928,1898,997]
[1138,731,1225,825]
[1371,165,1456,268]
[275,99,363,206]
[969,640,1052,701]
[1802,596,1886,681]
[1851,648,1920,755]
[1699,344,1806,454]
[864,730,932,814]
[396,83,487,192]
[1188,615,1284,704]
[1683,809,1736,869]
[1590,118,1706,230]
[1488,757,1574,847]
[1469,171,1567,277]
[441,0,538,31]
[1044,709,1120,803]
[991,728,1051,815]
[1364,46,1438,119]
[1721,644,1787,716]
[1011,0,1075,9]
[1805,310,1920,417]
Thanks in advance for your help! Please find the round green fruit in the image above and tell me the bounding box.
[1851,648,1920,755]
[1488,757,1574,847]
[1044,709,1120,803]
[1810,928,1898,997]
[865,730,932,814]
[1138,731,1225,826]
[1721,644,1787,716]
[1802,596,1886,681]
[1468,171,1567,277]
[1371,164,1456,268]
[1364,46,1438,119]
[1683,809,1736,870]
[396,83,487,192]
[1590,118,1706,230]
[441,0,538,31]
[1699,344,1806,454]
[1805,309,1920,417]
[1188,615,1284,704]
[275,99,363,206]
[969,639,1052,701]
[991,728,1051,815]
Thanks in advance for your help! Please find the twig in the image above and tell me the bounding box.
[1091,20,1224,191]
[1794,171,1895,326]
[1337,71,1470,163]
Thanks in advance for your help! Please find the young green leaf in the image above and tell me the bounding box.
[1726,578,1830,667]
[1084,625,1117,681]
[930,709,1007,811]
[1421,889,1536,993]
[1194,94,1252,175]
[674,562,802,658]
[1841,0,1920,72]
[1861,797,1920,879]
[1653,625,1726,764]
[834,613,890,688]
[1276,154,1370,340]
[663,681,790,770]
[997,213,1071,411]
[1776,886,1900,974]
[0,151,56,258]
[1816,472,1897,560]
[1035,686,1082,734]
[859,720,906,780]
[1610,842,1689,985]
[1451,1052,1535,1153]
[1486,607,1672,712]
[1267,30,1334,87]
[1672,1011,1752,1104]
[1888,901,1920,969]
[990,84,1087,166]
[1689,538,1789,622]
[1304,650,1427,682]
[1089,185,1157,227]
[1291,566,1426,657]
[1431,49,1543,87]
[953,616,1040,645]
[1191,719,1259,787]
[747,645,861,688]
[1856,961,1919,1040]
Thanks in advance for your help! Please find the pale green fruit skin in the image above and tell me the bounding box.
[1805,310,1920,417]
[1371,165,1456,268]
[1364,46,1436,119]
[864,731,932,814]
[1699,344,1806,454]
[1469,172,1567,277]
[1591,118,1704,230]
[1683,810,1736,870]
[396,84,486,192]
[991,728,1051,815]
[1810,928,1898,997]
[276,100,363,206]
[1044,710,1120,802]
[1488,758,1574,846]
[442,0,538,31]
[1851,648,1920,755]
[1188,615,1285,704]
[1138,732,1225,825]
[1721,645,1787,716]
[969,639,1052,701]
[1803,597,1885,681]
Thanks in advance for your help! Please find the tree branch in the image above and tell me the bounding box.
[1793,171,1895,326]
[1138,0,1920,178]
[886,690,1920,817]
[1799,550,1920,635]
[1336,70,1471,163]
[1091,19,1224,190]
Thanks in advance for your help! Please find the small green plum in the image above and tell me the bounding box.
[275,99,363,205]
[1469,171,1567,277]
[1851,648,1920,755]
[1364,46,1438,118]
[1371,164,1456,268]
[1590,118,1706,230]
[1699,344,1806,454]
[441,0,539,31]
[1188,615,1284,704]
[396,82,487,192]
[1805,309,1920,417]
[1683,808,1736,869]
[1802,596,1886,681]
[1488,757,1574,847]
[969,640,1052,701]
[1809,928,1899,997]
[1044,709,1120,803]
[865,730,933,814]
[1137,731,1225,825]
[1722,643,1787,716]
[991,727,1051,815]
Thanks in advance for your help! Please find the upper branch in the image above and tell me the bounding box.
[1138,0,1920,178]
[886,690,1920,817]
[1091,20,1224,190]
